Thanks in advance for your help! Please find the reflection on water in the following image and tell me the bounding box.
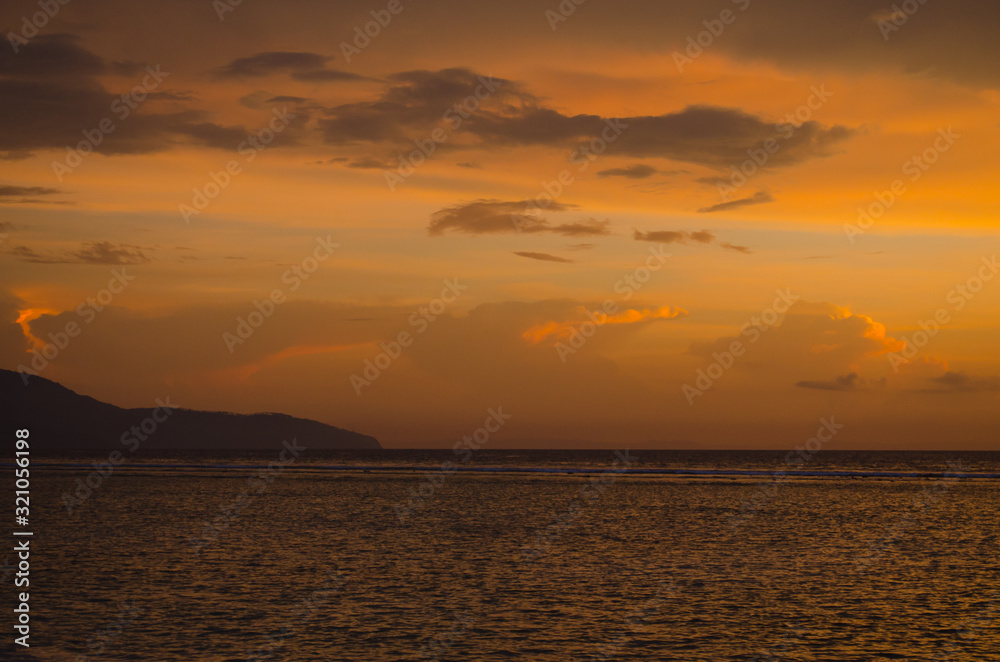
[6,451,1000,661]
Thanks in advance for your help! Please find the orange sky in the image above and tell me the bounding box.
[2,0,999,448]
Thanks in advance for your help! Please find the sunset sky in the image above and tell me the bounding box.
[2,0,999,448]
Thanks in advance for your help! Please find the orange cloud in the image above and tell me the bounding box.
[522,305,687,344]
[16,308,58,349]
[806,306,905,357]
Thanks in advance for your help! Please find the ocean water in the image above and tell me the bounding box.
[5,451,1000,661]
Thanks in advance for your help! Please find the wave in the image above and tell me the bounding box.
[12,462,1000,480]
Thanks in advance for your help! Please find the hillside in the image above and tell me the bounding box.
[0,369,381,451]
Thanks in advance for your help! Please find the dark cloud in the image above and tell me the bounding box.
[0,33,106,79]
[567,243,596,251]
[267,95,309,103]
[633,229,752,254]
[925,372,1000,393]
[71,241,150,265]
[698,191,774,214]
[597,164,658,179]
[514,251,574,263]
[428,199,610,237]
[715,0,1000,89]
[0,185,66,204]
[0,185,60,197]
[6,241,151,265]
[318,69,854,166]
[720,242,753,254]
[796,372,886,391]
[216,52,328,76]
[633,229,714,244]
[346,158,390,169]
[319,68,529,146]
[469,105,855,167]
[293,69,369,82]
[0,34,266,159]
[518,0,1000,89]
[214,52,368,82]
[550,219,613,236]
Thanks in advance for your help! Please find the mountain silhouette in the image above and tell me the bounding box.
[0,369,380,451]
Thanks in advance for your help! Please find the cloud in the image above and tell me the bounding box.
[0,185,60,197]
[316,70,855,166]
[698,191,774,214]
[71,241,151,265]
[319,68,532,146]
[925,372,1000,393]
[516,1,1000,90]
[216,52,327,76]
[0,34,271,159]
[0,184,66,204]
[720,242,752,254]
[597,164,658,179]
[523,305,688,344]
[689,302,904,388]
[346,158,390,169]
[0,32,106,79]
[0,291,31,367]
[567,243,596,251]
[513,251,574,263]
[633,229,713,244]
[549,219,613,236]
[6,241,151,265]
[214,51,368,82]
[633,229,751,253]
[428,199,611,237]
[468,104,855,167]
[796,371,886,391]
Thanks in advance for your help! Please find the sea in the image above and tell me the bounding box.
[4,450,999,661]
